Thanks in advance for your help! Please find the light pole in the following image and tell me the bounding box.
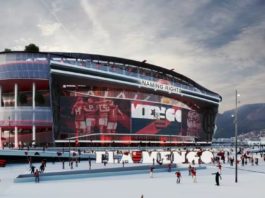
[235,90,239,183]
[8,116,10,147]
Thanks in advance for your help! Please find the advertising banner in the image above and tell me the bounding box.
[131,101,183,135]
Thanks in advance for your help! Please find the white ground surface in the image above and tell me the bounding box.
[1,154,265,198]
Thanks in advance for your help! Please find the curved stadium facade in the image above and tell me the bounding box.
[0,51,221,148]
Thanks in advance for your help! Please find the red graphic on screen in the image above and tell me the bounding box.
[60,96,130,137]
[187,111,201,137]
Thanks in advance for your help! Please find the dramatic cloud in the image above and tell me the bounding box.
[0,0,264,112]
[37,22,62,36]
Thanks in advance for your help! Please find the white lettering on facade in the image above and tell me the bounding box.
[140,80,181,94]
[132,103,182,122]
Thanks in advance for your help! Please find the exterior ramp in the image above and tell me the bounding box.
[14,164,206,183]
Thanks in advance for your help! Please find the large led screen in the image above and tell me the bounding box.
[58,94,204,139]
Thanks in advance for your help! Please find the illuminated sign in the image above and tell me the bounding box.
[140,79,181,94]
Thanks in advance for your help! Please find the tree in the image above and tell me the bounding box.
[4,48,12,52]
[35,92,45,106]
[24,43,39,52]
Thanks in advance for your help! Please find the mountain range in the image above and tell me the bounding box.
[214,103,265,138]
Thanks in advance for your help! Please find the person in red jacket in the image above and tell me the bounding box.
[34,169,40,183]
[191,167,197,183]
[175,171,182,183]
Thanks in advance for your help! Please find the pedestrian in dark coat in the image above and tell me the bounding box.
[212,172,222,186]
[30,165,35,174]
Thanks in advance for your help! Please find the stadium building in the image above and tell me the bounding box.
[0,51,221,148]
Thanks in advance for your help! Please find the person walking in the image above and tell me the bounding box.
[150,166,155,178]
[168,163,172,172]
[217,163,222,174]
[75,158,78,167]
[88,158,92,170]
[191,167,197,183]
[30,165,35,174]
[40,163,45,173]
[175,171,181,184]
[34,169,40,183]
[70,160,74,169]
[212,172,222,186]
[188,164,192,176]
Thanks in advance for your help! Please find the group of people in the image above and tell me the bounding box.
[71,97,124,135]
[30,159,47,183]
[149,163,223,186]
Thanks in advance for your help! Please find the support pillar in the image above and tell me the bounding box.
[14,84,18,149]
[32,82,36,109]
[0,127,2,149]
[0,85,2,107]
[14,126,18,149]
[0,87,2,149]
[14,83,18,108]
[32,82,36,145]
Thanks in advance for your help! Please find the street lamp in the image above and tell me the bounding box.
[235,90,240,183]
[8,116,10,147]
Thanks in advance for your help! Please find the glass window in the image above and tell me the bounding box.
[21,71,28,78]
[30,64,36,70]
[2,65,7,72]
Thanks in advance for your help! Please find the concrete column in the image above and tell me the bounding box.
[14,83,18,108]
[0,85,2,107]
[32,82,36,109]
[0,127,2,149]
[14,126,18,149]
[32,82,36,145]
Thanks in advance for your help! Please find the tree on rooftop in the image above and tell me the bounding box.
[4,48,12,52]
[24,43,39,52]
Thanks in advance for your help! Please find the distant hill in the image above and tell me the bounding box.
[214,103,265,138]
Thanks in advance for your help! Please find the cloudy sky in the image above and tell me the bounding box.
[0,0,264,113]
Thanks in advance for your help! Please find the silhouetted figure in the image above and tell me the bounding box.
[212,172,222,186]
[150,166,155,178]
[255,158,259,165]
[40,163,45,173]
[188,165,192,176]
[30,165,35,174]
[168,163,172,172]
[88,158,92,170]
[75,158,78,167]
[70,161,74,169]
